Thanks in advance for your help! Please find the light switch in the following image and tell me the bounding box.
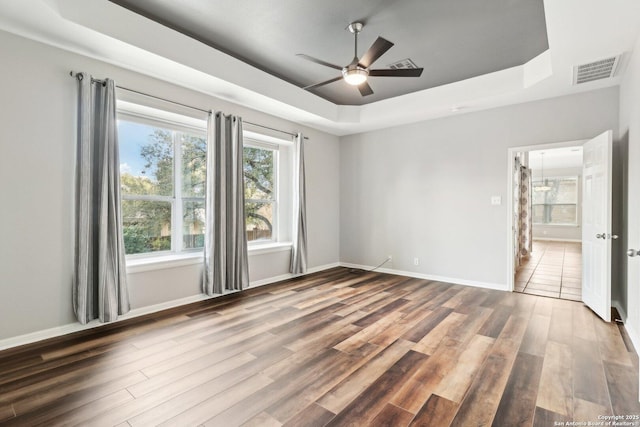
[491,196,502,206]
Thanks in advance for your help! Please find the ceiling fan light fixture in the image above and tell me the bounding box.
[534,152,552,192]
[342,67,368,86]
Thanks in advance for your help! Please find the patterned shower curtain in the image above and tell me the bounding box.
[513,157,533,269]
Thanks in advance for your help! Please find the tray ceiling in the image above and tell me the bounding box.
[109,0,548,106]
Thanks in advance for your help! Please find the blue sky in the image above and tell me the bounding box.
[118,120,154,176]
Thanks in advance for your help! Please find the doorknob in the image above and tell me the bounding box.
[596,233,606,239]
[628,249,640,257]
[610,234,619,239]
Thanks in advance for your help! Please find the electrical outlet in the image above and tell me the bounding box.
[413,257,420,266]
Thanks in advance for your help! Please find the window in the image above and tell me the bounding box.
[118,102,291,258]
[532,177,578,225]
[244,141,278,243]
[118,118,206,255]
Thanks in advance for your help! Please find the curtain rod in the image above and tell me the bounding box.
[69,71,308,140]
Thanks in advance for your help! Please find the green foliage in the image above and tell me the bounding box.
[120,128,175,254]
[122,223,170,255]
[121,199,172,254]
[244,147,273,199]
[182,134,207,196]
[244,146,274,236]
[138,129,174,196]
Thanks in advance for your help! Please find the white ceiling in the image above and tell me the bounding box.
[529,146,584,171]
[0,0,639,136]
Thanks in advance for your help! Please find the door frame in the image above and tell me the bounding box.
[506,139,588,291]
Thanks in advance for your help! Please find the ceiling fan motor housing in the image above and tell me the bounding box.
[347,22,363,34]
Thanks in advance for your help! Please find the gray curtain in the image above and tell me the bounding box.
[290,133,308,274]
[513,157,533,269]
[203,111,249,295]
[73,73,130,324]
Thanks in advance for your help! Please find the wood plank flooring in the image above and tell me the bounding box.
[1,267,639,426]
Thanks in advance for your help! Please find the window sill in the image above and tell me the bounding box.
[126,252,202,274]
[126,242,292,274]
[248,241,292,256]
[533,223,580,228]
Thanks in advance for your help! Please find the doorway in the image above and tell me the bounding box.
[511,144,584,301]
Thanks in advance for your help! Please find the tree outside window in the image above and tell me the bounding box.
[244,145,276,242]
[532,177,578,225]
[119,122,206,255]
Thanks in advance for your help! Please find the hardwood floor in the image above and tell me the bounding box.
[1,267,639,426]
[515,240,583,301]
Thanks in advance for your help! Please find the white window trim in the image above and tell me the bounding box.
[244,139,280,246]
[118,112,206,259]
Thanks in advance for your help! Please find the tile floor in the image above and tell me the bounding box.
[515,240,582,301]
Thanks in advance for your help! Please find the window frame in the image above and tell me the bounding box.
[243,138,280,246]
[117,112,207,258]
[117,101,294,263]
[532,175,579,226]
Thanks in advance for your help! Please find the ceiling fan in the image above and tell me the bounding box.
[297,22,423,97]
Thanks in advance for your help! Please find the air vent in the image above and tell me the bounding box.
[573,56,620,84]
[387,58,418,70]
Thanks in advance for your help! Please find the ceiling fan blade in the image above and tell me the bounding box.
[303,75,343,90]
[357,81,374,96]
[369,68,424,77]
[358,37,394,68]
[296,54,343,70]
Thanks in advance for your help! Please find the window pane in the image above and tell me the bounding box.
[532,176,578,225]
[532,205,545,223]
[548,204,577,224]
[532,185,547,204]
[181,133,207,197]
[183,200,205,249]
[246,201,273,242]
[532,178,577,204]
[244,147,274,200]
[119,121,174,197]
[554,178,577,204]
[122,200,172,254]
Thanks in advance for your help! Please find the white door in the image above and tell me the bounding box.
[582,130,613,322]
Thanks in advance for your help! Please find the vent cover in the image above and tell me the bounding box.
[387,58,418,70]
[573,56,620,84]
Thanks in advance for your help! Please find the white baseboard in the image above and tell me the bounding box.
[0,262,340,351]
[249,262,341,288]
[0,293,217,352]
[613,299,639,351]
[339,262,508,292]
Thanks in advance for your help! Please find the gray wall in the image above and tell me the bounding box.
[0,26,632,348]
[0,31,340,340]
[339,88,619,289]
